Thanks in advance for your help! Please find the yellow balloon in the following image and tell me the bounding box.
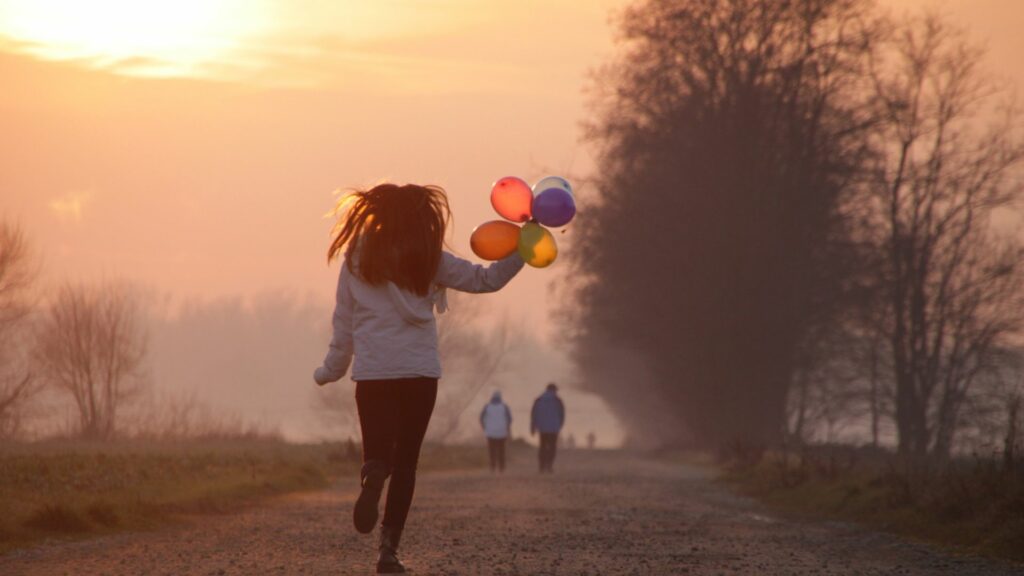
[518,222,558,268]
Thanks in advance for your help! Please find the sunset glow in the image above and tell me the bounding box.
[0,0,267,76]
[2,0,1020,446]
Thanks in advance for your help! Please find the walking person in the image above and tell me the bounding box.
[530,383,565,473]
[479,391,512,472]
[313,183,524,573]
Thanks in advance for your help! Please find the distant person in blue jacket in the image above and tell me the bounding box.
[480,391,512,473]
[530,383,565,473]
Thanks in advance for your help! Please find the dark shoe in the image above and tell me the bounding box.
[354,461,389,534]
[376,526,406,573]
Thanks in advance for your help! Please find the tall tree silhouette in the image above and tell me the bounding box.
[571,0,877,449]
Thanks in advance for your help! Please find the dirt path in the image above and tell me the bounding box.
[2,450,1021,575]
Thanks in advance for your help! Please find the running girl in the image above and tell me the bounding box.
[314,183,524,573]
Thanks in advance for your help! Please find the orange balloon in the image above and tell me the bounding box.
[490,176,533,222]
[470,220,521,260]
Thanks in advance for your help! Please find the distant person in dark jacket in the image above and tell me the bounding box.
[530,383,565,473]
[479,391,512,472]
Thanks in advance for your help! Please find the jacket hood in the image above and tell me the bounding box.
[349,246,448,326]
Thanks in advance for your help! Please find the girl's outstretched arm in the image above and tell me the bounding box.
[314,264,355,385]
[435,252,524,294]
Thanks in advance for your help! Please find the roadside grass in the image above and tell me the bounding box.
[649,448,720,470]
[722,446,1024,563]
[0,439,484,553]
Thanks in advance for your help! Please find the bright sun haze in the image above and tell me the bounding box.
[0,0,269,77]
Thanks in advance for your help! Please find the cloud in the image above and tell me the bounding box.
[0,1,608,92]
[49,190,93,222]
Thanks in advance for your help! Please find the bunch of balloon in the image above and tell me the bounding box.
[470,176,575,268]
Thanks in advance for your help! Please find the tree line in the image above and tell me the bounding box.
[570,0,1024,463]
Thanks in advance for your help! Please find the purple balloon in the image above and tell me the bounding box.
[532,188,576,227]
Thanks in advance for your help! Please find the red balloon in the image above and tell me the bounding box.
[490,177,533,223]
[470,220,521,260]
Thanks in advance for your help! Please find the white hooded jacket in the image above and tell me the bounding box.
[314,251,524,383]
[480,392,512,439]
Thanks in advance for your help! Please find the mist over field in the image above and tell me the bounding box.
[143,291,622,444]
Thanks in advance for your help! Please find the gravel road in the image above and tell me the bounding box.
[3,449,1022,575]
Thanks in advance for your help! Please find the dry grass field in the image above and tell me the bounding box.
[724,447,1024,563]
[0,439,484,553]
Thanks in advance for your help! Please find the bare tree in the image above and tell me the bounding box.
[35,282,148,440]
[955,346,1024,466]
[0,221,38,440]
[0,221,35,330]
[788,321,886,446]
[429,294,516,442]
[992,349,1024,470]
[866,13,1024,459]
[862,323,893,448]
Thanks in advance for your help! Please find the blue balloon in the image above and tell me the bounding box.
[532,176,573,197]
[532,188,576,227]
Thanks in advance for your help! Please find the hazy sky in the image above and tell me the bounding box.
[1,0,621,303]
[0,0,625,442]
[3,0,1020,301]
[2,0,1021,442]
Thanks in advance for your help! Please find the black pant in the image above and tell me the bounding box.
[355,377,438,530]
[539,433,558,472]
[487,438,507,472]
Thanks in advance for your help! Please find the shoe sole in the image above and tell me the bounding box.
[353,470,387,534]
[376,561,406,574]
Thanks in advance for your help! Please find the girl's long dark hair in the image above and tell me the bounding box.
[328,183,451,296]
